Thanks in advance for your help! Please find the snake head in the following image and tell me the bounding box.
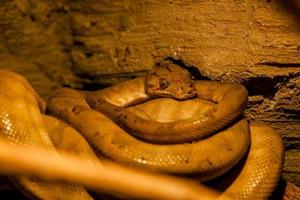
[145,63,197,100]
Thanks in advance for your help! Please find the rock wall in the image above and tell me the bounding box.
[0,0,299,186]
[0,0,79,98]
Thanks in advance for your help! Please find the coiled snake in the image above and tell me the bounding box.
[0,63,284,199]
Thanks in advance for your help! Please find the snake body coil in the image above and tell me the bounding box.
[86,64,248,144]
[48,88,250,179]
[46,63,283,199]
[0,70,93,200]
[0,64,284,200]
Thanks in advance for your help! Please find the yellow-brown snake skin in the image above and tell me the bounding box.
[0,70,93,200]
[46,63,283,199]
[0,63,284,200]
[86,64,248,144]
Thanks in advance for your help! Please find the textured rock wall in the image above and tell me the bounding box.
[0,0,79,98]
[0,0,299,186]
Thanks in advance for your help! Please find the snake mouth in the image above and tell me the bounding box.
[148,88,197,100]
[173,91,197,100]
[172,84,197,100]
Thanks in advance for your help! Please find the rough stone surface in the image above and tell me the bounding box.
[0,0,299,190]
[0,0,80,98]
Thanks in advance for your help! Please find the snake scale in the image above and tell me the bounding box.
[85,64,248,144]
[0,63,284,200]
[0,70,93,199]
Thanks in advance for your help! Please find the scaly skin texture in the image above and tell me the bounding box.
[47,88,250,180]
[45,63,283,199]
[0,67,284,200]
[0,70,93,200]
[211,123,284,200]
[46,83,284,200]
[42,115,100,161]
[86,64,248,144]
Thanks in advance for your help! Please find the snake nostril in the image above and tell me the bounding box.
[72,106,81,115]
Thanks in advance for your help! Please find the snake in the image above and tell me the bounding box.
[0,63,284,200]
[85,64,248,144]
[46,63,283,199]
[0,69,93,200]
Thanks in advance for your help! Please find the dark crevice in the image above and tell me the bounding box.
[52,7,68,15]
[71,82,108,91]
[242,76,286,99]
[90,21,97,26]
[62,77,108,91]
[164,57,211,80]
[62,72,107,91]
[29,15,36,22]
[73,40,85,47]
[280,108,300,115]
[85,51,93,58]
[258,62,300,68]
[269,178,288,200]
[278,0,300,18]
[284,142,300,151]
[279,108,300,119]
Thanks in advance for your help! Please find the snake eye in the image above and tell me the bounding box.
[159,78,169,89]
